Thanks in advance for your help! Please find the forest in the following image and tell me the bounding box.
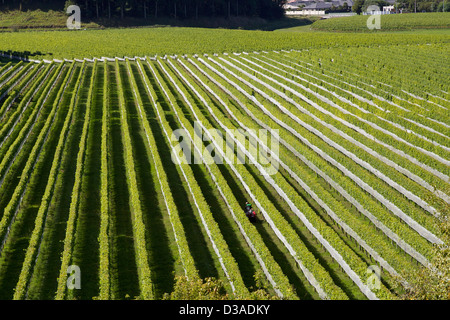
[0,0,287,20]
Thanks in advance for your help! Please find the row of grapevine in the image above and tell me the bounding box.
[146,58,251,298]
[0,63,38,118]
[126,59,199,281]
[316,45,449,106]
[285,46,448,109]
[230,54,450,223]
[277,51,449,133]
[179,56,416,279]
[55,61,93,299]
[0,61,25,93]
[155,57,351,300]
[188,55,434,266]
[220,53,449,179]
[245,53,449,208]
[14,61,85,300]
[0,62,13,78]
[225,54,448,211]
[0,61,78,300]
[0,63,45,132]
[113,59,154,300]
[248,53,450,163]
[199,55,442,247]
[210,55,444,236]
[147,58,298,299]
[98,61,111,300]
[269,51,449,137]
[0,63,57,184]
[165,57,398,299]
[0,63,52,147]
[0,62,32,103]
[0,62,68,248]
[0,45,446,299]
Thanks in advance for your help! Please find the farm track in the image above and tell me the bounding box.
[0,44,448,300]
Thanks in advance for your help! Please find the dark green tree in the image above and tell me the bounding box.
[0,0,287,20]
[352,0,365,13]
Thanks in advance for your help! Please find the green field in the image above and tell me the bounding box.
[0,13,449,301]
[1,27,449,60]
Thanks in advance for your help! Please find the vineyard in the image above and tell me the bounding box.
[311,12,450,32]
[0,42,448,300]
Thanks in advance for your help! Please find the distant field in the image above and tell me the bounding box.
[311,12,450,32]
[0,26,449,60]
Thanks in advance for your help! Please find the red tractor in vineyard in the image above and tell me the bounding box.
[244,201,257,223]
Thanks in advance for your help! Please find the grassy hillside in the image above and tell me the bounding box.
[0,9,100,30]
[0,9,315,31]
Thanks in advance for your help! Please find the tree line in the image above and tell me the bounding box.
[0,0,287,20]
[352,0,449,13]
